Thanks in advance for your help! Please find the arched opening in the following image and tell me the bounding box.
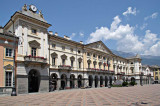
[109,76,112,86]
[28,69,40,93]
[131,77,135,82]
[70,74,75,88]
[100,76,103,87]
[78,75,82,88]
[61,74,67,90]
[105,76,108,87]
[95,76,99,88]
[88,75,93,87]
[50,73,58,91]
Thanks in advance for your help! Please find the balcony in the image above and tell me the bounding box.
[87,68,109,73]
[58,65,72,71]
[24,55,47,68]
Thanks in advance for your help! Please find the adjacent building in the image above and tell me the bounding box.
[0,27,18,93]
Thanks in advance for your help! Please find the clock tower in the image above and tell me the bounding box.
[3,4,51,94]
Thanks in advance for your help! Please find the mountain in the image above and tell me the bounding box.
[111,50,160,66]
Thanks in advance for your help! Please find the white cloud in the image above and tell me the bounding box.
[144,41,160,56]
[69,33,76,40]
[79,32,84,37]
[123,7,137,16]
[140,23,148,30]
[87,15,160,56]
[144,12,158,21]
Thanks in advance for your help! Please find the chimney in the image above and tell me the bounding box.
[80,41,83,44]
[0,26,3,33]
[55,32,58,36]
[64,35,70,40]
[49,31,53,35]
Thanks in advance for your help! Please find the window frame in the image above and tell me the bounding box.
[5,71,12,87]
[5,48,13,57]
[31,47,37,56]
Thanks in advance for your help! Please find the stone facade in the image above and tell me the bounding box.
[0,4,154,94]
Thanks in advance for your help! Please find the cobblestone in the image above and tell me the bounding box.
[0,85,160,106]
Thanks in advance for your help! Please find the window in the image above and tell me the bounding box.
[98,55,101,59]
[99,64,101,69]
[103,57,106,60]
[62,59,65,65]
[52,57,56,66]
[94,64,96,68]
[32,29,37,34]
[71,60,74,67]
[79,62,81,68]
[5,48,13,57]
[78,50,81,54]
[93,54,96,58]
[88,63,90,68]
[104,64,105,70]
[131,69,134,73]
[62,46,65,50]
[87,53,90,56]
[31,48,36,56]
[5,72,12,87]
[70,48,73,52]
[52,44,56,48]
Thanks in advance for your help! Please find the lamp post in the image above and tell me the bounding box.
[11,19,17,96]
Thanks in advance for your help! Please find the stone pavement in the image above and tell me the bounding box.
[0,85,160,106]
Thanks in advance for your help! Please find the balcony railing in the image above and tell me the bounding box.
[58,65,72,71]
[24,55,47,68]
[24,55,47,63]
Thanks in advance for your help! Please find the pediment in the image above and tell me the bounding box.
[86,41,113,54]
[29,40,40,48]
[4,64,13,70]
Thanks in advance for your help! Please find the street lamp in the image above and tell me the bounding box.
[11,19,17,96]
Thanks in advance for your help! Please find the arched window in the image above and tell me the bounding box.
[93,61,97,68]
[61,54,67,65]
[87,59,91,69]
[51,52,58,66]
[78,58,82,69]
[70,56,75,68]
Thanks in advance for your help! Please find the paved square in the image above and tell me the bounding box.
[0,85,160,106]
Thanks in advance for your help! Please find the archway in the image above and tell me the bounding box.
[50,73,58,91]
[78,75,82,88]
[95,76,99,88]
[70,74,75,88]
[105,76,108,87]
[28,69,40,93]
[109,76,112,86]
[88,75,93,87]
[100,76,103,87]
[61,74,67,90]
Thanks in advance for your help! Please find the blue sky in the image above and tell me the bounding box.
[0,0,160,56]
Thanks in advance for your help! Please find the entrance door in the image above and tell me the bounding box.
[95,76,98,88]
[61,74,67,90]
[70,74,75,88]
[28,69,40,93]
[88,75,93,87]
[100,76,103,87]
[78,75,82,88]
[105,76,108,87]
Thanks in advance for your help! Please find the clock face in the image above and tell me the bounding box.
[30,5,37,12]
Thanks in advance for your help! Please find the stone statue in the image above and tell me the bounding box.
[39,10,44,18]
[22,4,27,11]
